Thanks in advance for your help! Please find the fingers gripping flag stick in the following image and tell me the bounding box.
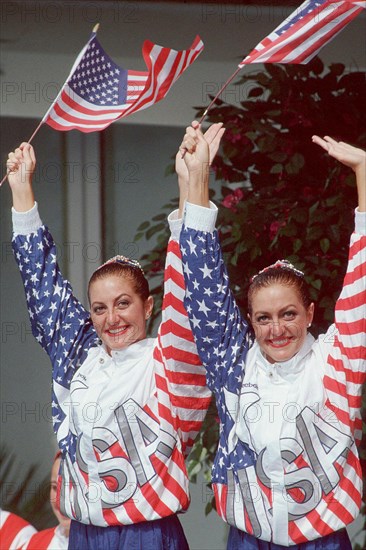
[43,27,204,132]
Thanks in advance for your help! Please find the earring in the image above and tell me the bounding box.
[307,323,311,328]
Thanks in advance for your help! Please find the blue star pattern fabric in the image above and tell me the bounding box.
[68,35,128,107]
[180,224,255,483]
[12,225,98,461]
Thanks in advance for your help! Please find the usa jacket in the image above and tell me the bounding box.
[12,203,211,527]
[179,202,366,546]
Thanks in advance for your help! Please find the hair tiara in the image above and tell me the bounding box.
[250,259,304,283]
[96,255,145,275]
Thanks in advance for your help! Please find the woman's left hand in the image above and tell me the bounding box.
[312,135,366,212]
[312,135,366,173]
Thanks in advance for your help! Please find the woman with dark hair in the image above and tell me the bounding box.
[177,123,366,549]
[5,127,223,549]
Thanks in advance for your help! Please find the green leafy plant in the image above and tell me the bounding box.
[136,56,365,546]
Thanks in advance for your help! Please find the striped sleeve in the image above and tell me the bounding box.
[324,210,366,443]
[156,217,212,458]
[20,527,58,550]
[0,510,37,550]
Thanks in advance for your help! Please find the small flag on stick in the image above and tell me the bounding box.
[239,0,366,66]
[42,26,204,132]
[197,0,365,124]
[0,26,204,185]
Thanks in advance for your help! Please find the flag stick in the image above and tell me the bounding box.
[0,23,100,188]
[181,65,242,158]
[0,120,44,187]
[27,120,44,144]
[198,66,242,124]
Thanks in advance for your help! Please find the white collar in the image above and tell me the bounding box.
[255,333,315,376]
[100,337,155,364]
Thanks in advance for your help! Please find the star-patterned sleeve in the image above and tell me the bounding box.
[155,213,212,457]
[12,206,97,385]
[180,202,251,395]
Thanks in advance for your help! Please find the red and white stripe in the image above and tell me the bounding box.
[44,36,203,133]
[43,85,131,132]
[0,510,37,550]
[327,233,366,442]
[122,36,204,118]
[240,0,365,66]
[158,239,212,457]
[21,526,69,550]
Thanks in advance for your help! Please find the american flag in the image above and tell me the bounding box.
[43,31,204,132]
[239,0,366,66]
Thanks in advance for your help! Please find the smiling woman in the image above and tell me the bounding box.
[247,262,314,364]
[177,123,366,549]
[4,136,216,549]
[88,259,153,354]
[89,273,152,353]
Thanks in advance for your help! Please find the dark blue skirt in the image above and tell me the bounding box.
[227,527,352,550]
[68,515,189,550]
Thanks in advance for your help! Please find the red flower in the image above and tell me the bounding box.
[269,220,286,240]
[225,129,242,144]
[222,188,244,212]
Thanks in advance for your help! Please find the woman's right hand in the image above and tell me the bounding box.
[7,142,36,211]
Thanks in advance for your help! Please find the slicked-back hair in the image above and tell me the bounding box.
[88,262,150,305]
[248,266,311,315]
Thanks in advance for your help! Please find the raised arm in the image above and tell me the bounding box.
[153,126,226,457]
[157,228,212,458]
[179,123,250,395]
[312,136,366,443]
[6,142,36,211]
[8,143,94,379]
[179,121,211,208]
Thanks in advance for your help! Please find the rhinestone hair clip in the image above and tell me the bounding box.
[97,255,145,275]
[250,259,304,283]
